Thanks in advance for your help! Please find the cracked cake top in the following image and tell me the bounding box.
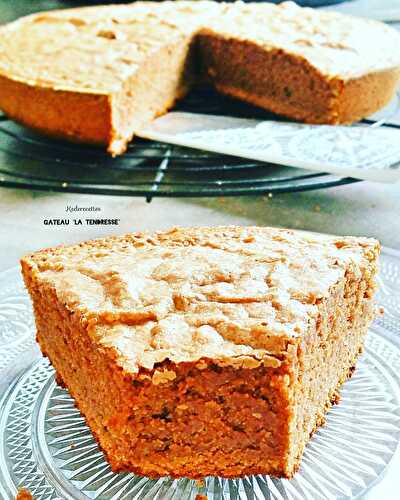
[0,1,222,93]
[22,226,379,375]
[1,1,399,93]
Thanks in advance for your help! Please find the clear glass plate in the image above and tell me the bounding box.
[0,248,400,500]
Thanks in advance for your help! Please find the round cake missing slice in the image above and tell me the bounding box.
[0,1,399,155]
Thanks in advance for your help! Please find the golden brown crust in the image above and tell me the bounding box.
[0,73,113,147]
[337,67,400,124]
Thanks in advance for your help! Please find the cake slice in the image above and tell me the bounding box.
[198,1,400,124]
[21,226,380,478]
[0,1,399,155]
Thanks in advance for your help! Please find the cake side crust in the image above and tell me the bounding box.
[0,73,113,147]
[337,67,400,124]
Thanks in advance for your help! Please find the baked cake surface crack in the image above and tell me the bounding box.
[21,226,380,478]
